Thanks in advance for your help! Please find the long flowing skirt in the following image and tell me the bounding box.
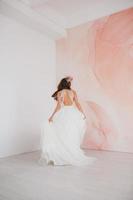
[39,106,96,166]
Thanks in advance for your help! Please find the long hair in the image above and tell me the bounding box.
[52,78,71,100]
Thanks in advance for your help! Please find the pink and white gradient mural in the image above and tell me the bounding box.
[56,8,133,153]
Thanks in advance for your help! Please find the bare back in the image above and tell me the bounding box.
[58,89,75,106]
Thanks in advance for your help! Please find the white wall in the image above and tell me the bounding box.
[0,14,56,158]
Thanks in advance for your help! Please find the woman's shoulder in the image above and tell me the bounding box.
[57,89,65,97]
[71,89,76,95]
[57,90,63,96]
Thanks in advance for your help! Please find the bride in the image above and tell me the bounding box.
[39,76,96,166]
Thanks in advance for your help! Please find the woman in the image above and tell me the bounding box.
[39,77,96,166]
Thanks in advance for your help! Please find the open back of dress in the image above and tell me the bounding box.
[60,89,75,106]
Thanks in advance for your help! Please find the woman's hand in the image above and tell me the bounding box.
[48,116,53,123]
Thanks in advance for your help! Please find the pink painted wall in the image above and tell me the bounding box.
[56,8,133,153]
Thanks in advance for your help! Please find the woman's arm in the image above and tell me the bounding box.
[73,90,86,119]
[48,92,62,122]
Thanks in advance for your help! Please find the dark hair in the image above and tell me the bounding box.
[52,78,71,100]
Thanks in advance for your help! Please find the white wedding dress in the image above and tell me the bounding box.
[39,89,96,166]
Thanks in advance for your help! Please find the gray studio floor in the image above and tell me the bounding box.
[0,149,133,200]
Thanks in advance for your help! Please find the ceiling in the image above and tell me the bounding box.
[1,0,133,39]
